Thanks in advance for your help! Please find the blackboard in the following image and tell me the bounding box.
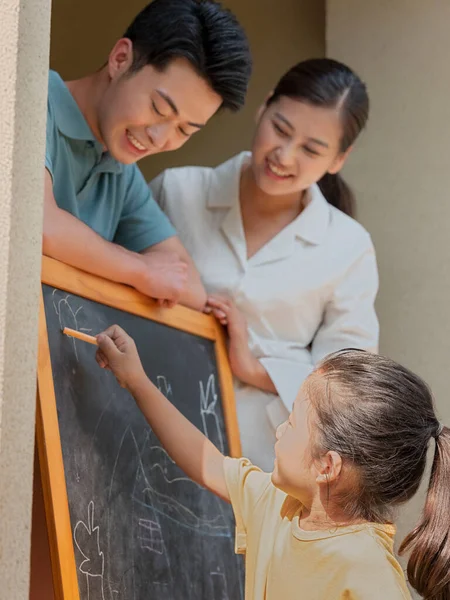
[37,257,243,600]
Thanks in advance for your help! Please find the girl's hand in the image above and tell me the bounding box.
[96,325,146,390]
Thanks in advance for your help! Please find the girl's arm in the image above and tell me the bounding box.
[96,326,230,502]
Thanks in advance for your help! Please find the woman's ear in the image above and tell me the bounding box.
[328,145,354,175]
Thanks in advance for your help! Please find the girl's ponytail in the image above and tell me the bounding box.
[317,172,355,218]
[400,426,450,600]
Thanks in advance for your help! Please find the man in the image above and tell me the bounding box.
[43,0,251,309]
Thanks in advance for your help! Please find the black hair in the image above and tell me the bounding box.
[123,0,252,112]
[267,58,369,217]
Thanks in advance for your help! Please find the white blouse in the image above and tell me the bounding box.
[150,152,379,414]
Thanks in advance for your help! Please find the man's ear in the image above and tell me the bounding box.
[107,38,134,80]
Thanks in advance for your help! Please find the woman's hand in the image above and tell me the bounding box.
[206,295,248,341]
[206,296,258,383]
[206,296,277,394]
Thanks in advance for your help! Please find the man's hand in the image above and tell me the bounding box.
[96,325,146,390]
[136,251,188,305]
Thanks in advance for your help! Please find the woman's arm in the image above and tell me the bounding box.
[311,246,379,362]
[206,296,277,394]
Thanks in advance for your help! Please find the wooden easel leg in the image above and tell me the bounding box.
[29,442,55,600]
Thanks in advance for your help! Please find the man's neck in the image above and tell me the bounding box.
[65,70,108,149]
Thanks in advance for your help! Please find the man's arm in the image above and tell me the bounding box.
[43,169,188,303]
[141,237,207,311]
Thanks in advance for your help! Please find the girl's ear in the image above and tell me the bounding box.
[315,451,342,484]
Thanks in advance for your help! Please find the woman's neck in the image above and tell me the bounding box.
[238,162,308,259]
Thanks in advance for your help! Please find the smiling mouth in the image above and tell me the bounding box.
[126,130,148,152]
[266,158,293,179]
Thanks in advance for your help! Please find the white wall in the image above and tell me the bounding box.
[327,1,450,593]
[0,0,51,596]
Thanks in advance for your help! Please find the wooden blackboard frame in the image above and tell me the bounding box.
[36,256,241,600]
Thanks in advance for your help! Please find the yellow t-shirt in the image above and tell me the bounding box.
[224,457,411,600]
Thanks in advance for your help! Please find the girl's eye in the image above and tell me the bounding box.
[178,127,190,137]
[273,122,289,137]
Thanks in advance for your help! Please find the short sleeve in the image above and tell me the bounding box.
[259,356,314,414]
[311,242,379,364]
[340,562,410,599]
[223,457,273,554]
[148,171,167,211]
[114,165,176,253]
[259,239,379,414]
[45,98,57,178]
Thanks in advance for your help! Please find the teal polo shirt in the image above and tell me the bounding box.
[45,71,175,252]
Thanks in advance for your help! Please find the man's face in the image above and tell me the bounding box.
[97,39,222,164]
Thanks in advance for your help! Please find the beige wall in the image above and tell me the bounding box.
[50,0,325,180]
[327,0,450,592]
[0,0,51,596]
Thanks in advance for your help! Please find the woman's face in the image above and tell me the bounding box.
[250,96,350,196]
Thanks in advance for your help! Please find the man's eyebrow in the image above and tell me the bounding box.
[156,90,204,129]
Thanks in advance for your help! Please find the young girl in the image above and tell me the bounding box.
[149,59,379,471]
[96,325,450,600]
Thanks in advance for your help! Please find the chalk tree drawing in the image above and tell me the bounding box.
[52,289,92,361]
[200,374,225,453]
[211,569,230,600]
[157,375,173,399]
[73,501,106,600]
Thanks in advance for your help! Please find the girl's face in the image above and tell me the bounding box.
[250,96,350,196]
[271,387,320,502]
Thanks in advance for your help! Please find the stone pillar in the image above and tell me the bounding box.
[0,0,51,596]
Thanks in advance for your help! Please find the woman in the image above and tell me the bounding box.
[149,58,379,471]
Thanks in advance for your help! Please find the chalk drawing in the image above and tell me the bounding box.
[73,501,106,600]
